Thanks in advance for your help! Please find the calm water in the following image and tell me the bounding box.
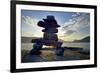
[21,42,90,52]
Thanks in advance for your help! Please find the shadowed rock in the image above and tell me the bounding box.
[30,15,63,56]
[42,28,58,33]
[38,16,60,28]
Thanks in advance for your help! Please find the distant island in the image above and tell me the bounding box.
[21,37,40,43]
[21,36,65,43]
[73,36,90,42]
[21,36,90,43]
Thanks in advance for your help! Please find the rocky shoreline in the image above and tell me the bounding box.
[21,47,90,63]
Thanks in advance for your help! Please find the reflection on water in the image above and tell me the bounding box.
[63,42,90,51]
[21,42,90,51]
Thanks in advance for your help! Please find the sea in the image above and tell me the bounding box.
[21,42,90,52]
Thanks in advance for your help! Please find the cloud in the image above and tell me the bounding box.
[65,30,75,35]
[22,16,39,29]
[21,16,43,37]
[72,13,81,17]
[61,13,90,36]
[21,31,35,37]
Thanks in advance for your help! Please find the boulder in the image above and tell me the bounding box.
[42,28,58,33]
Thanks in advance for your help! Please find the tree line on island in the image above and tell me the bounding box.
[73,36,90,42]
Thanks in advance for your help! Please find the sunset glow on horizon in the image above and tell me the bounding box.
[21,10,90,41]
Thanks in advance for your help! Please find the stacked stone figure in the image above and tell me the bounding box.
[30,15,64,56]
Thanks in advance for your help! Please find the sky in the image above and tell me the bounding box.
[21,10,90,41]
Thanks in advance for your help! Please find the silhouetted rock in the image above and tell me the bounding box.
[55,42,64,56]
[38,16,60,28]
[30,15,63,56]
[30,43,42,55]
[22,54,47,62]
[42,28,58,33]
[31,38,43,43]
[43,33,58,41]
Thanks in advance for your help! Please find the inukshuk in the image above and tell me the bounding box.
[30,15,64,56]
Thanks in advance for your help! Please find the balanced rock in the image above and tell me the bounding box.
[30,15,64,56]
[38,16,60,28]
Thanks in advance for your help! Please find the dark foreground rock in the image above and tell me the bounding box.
[21,47,90,63]
[22,54,47,62]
